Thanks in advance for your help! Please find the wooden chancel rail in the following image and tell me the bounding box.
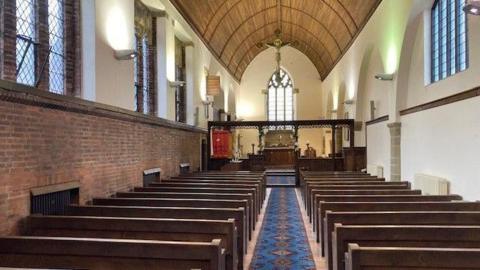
[207,120,356,177]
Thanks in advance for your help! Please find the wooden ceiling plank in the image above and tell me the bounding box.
[169,0,383,81]
[232,30,328,79]
[217,4,341,62]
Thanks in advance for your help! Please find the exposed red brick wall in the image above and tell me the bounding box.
[0,82,206,236]
[2,0,16,81]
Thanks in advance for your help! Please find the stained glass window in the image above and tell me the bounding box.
[431,0,468,83]
[16,0,37,86]
[267,69,294,121]
[48,0,65,94]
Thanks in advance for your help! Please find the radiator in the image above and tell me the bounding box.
[367,164,383,178]
[414,173,450,195]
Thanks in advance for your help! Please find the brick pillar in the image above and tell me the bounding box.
[149,17,157,116]
[2,0,16,81]
[0,0,4,79]
[388,122,401,182]
[65,0,81,97]
[36,0,50,91]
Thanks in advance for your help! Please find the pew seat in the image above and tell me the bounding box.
[333,225,480,270]
[324,211,480,263]
[314,194,463,239]
[0,236,226,270]
[27,215,238,270]
[345,244,480,270]
[91,197,254,237]
[66,204,247,267]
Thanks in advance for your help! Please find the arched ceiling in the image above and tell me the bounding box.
[170,0,382,81]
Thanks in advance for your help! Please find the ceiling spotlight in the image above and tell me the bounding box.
[114,49,137,60]
[464,0,480,15]
[374,73,394,81]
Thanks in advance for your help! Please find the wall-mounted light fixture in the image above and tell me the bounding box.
[374,73,394,81]
[169,80,186,88]
[203,75,221,119]
[464,0,480,15]
[202,98,213,119]
[114,49,138,60]
[343,99,355,105]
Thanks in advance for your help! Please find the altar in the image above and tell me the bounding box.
[262,130,297,168]
[263,147,296,168]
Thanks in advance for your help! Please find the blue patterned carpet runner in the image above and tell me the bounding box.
[249,187,316,269]
[267,176,296,186]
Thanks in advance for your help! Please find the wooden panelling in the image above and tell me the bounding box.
[169,0,382,81]
[400,86,480,116]
[365,115,389,126]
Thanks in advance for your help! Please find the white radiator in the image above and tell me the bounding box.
[367,164,383,178]
[414,173,450,195]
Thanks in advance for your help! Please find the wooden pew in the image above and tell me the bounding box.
[0,236,226,270]
[160,179,266,202]
[345,244,480,270]
[333,225,480,270]
[317,201,480,243]
[307,188,422,219]
[27,215,238,270]
[324,211,480,264]
[116,191,259,215]
[148,182,263,205]
[91,197,254,238]
[66,205,247,265]
[303,181,409,204]
[305,183,411,217]
[301,176,380,189]
[312,194,461,235]
[134,186,262,212]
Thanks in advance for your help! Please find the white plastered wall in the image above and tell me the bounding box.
[236,46,324,155]
[83,0,239,127]
[398,1,480,200]
[320,0,480,198]
[94,0,136,111]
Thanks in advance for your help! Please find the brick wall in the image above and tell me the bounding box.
[0,80,206,235]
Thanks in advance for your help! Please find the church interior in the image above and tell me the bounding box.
[0,0,480,269]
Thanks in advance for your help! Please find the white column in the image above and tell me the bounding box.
[81,0,96,101]
[156,16,169,119]
[185,45,195,125]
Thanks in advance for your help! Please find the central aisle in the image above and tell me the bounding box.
[249,188,316,269]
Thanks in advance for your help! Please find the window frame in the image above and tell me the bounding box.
[266,69,295,122]
[47,0,66,94]
[430,0,469,83]
[16,0,38,86]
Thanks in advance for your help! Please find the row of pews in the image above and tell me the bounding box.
[300,170,480,270]
[0,171,266,270]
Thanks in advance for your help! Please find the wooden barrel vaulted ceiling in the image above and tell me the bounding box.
[169,0,382,81]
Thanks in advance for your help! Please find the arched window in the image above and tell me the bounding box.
[431,0,468,83]
[267,69,294,121]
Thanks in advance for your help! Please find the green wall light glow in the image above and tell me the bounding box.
[385,44,398,74]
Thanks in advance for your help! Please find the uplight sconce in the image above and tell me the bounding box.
[464,0,480,15]
[374,73,395,81]
[204,75,221,119]
[343,99,355,105]
[114,49,138,60]
[169,80,186,88]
